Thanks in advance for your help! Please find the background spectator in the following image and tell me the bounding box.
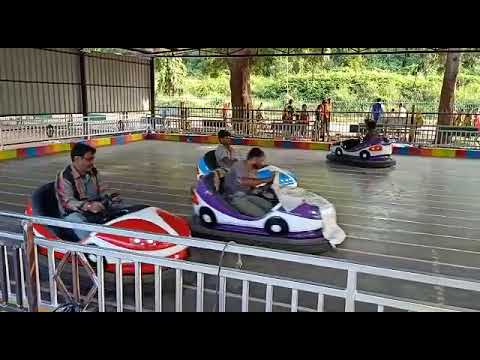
[371,98,385,124]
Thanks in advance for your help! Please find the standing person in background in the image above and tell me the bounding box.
[180,101,190,131]
[314,103,323,141]
[411,112,424,143]
[256,102,264,121]
[324,98,332,140]
[286,98,295,118]
[299,104,310,139]
[321,99,329,140]
[399,103,408,118]
[283,99,295,139]
[455,112,464,127]
[319,101,327,141]
[222,102,230,126]
[254,102,264,137]
[474,110,480,130]
[327,98,333,113]
[463,112,473,127]
[371,98,385,124]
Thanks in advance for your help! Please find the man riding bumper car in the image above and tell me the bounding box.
[25,142,189,274]
[327,120,396,168]
[197,130,298,188]
[191,148,346,254]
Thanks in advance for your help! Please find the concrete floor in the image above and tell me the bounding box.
[1,140,480,311]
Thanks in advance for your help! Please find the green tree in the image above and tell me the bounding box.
[438,50,462,126]
[155,58,187,96]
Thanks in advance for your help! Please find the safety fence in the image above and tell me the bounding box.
[151,106,480,149]
[156,95,480,114]
[1,211,479,312]
[2,108,480,150]
[0,112,150,149]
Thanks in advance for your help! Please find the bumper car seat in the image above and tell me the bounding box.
[31,182,81,243]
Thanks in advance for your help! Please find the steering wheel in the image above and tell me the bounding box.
[251,182,274,198]
[101,194,113,210]
[98,193,128,221]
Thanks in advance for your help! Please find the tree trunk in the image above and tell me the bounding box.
[228,48,255,121]
[438,50,462,126]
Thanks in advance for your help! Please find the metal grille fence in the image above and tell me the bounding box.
[1,107,480,150]
[0,112,150,148]
[151,106,480,148]
[1,211,479,312]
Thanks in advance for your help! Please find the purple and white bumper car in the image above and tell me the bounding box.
[191,172,346,254]
[327,137,396,168]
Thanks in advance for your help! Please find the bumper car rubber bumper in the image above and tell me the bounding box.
[327,153,396,168]
[189,216,332,255]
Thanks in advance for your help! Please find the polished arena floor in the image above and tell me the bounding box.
[1,140,479,311]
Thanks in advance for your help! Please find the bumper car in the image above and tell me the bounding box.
[327,137,396,168]
[190,172,346,254]
[197,150,298,188]
[25,183,190,274]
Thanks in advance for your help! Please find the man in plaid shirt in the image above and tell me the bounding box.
[55,142,122,241]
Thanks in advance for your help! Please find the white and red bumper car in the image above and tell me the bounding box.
[327,137,396,168]
[25,183,190,274]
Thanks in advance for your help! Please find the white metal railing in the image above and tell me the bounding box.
[145,117,330,141]
[2,111,480,150]
[149,107,480,148]
[0,112,150,149]
[1,210,480,312]
[435,127,480,148]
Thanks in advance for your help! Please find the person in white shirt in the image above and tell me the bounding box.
[399,103,408,118]
[215,130,238,169]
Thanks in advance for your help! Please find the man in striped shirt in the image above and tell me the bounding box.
[55,142,122,241]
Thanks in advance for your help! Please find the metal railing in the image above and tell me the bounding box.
[0,230,34,311]
[2,108,480,150]
[151,106,480,148]
[1,210,479,312]
[0,112,150,149]
[156,96,480,114]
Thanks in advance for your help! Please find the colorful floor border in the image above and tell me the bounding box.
[2,132,480,162]
[392,145,480,159]
[0,133,145,161]
[147,133,480,159]
[145,133,330,151]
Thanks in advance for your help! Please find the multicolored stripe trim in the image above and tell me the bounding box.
[1,133,145,161]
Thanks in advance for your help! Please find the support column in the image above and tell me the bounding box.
[150,58,156,117]
[79,52,88,117]
[80,52,88,138]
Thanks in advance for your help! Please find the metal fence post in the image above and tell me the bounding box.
[408,105,415,143]
[345,270,357,312]
[86,117,91,140]
[71,253,80,304]
[0,120,3,150]
[11,247,23,308]
[0,245,8,304]
[22,223,38,312]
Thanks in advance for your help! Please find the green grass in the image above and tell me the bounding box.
[156,69,480,112]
